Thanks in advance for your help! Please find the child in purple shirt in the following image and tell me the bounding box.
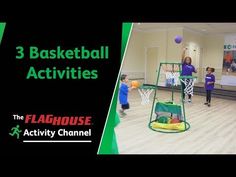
[204,67,215,107]
[181,48,197,103]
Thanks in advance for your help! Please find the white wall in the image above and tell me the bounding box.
[183,29,205,82]
[166,28,183,62]
[143,30,166,62]
[143,28,183,63]
[204,35,224,83]
[204,35,224,68]
[123,28,184,75]
[183,30,204,68]
[122,26,225,84]
[122,30,144,72]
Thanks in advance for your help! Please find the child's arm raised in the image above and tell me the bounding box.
[194,66,197,73]
[182,47,187,63]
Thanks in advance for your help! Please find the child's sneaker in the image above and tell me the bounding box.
[119,114,125,118]
[119,109,126,117]
[123,112,127,115]
[208,103,211,107]
[188,99,192,103]
[204,102,208,105]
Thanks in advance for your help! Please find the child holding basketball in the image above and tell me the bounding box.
[119,74,133,117]
[204,67,215,107]
[181,48,197,103]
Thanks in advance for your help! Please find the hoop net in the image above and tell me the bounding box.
[138,85,156,105]
[162,64,180,86]
[180,76,197,96]
[165,72,180,86]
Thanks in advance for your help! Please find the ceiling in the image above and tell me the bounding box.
[133,23,236,35]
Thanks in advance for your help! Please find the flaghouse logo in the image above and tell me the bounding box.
[24,114,91,125]
[9,114,92,143]
[9,124,22,139]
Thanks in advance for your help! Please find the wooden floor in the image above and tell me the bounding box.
[116,89,236,154]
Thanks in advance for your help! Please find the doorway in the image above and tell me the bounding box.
[145,47,159,85]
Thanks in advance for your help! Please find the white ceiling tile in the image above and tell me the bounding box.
[134,23,236,35]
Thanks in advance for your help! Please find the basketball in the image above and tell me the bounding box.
[170,118,181,124]
[157,116,169,124]
[131,80,140,88]
[174,35,182,44]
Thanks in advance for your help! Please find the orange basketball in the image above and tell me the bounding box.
[170,118,181,124]
[131,80,140,88]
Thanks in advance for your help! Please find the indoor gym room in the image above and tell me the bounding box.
[116,23,236,154]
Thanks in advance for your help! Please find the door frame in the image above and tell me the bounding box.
[144,46,159,84]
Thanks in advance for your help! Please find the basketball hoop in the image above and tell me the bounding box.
[163,64,180,86]
[138,85,156,105]
[165,72,180,86]
[149,62,191,133]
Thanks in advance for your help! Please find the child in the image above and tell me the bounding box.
[119,74,132,117]
[181,48,197,103]
[223,51,233,73]
[230,60,236,72]
[204,67,215,107]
